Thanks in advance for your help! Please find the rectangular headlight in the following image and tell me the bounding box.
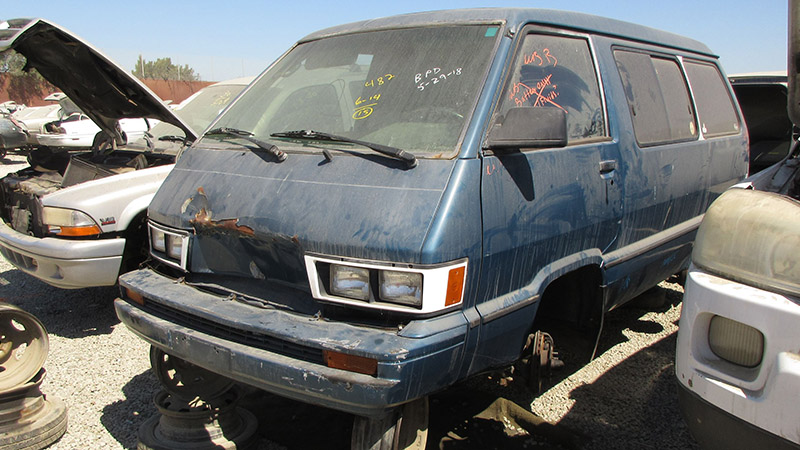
[330,264,370,301]
[379,270,422,307]
[151,229,166,252]
[708,315,764,368]
[166,234,183,260]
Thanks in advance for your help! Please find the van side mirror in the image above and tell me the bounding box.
[486,107,567,149]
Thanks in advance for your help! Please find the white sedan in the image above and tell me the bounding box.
[33,112,156,148]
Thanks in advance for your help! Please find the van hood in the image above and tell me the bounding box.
[0,18,196,144]
[148,148,453,285]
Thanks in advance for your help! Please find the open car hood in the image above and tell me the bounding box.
[0,18,197,144]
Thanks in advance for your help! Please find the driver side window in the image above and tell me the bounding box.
[499,33,606,144]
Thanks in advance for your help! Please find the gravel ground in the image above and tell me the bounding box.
[0,152,699,449]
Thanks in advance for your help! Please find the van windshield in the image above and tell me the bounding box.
[206,25,500,156]
[126,83,247,154]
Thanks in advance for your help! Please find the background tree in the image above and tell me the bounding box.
[0,50,51,105]
[132,55,200,81]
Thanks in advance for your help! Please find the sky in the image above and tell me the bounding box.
[3,0,789,82]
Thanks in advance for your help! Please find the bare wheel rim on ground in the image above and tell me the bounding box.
[0,304,49,391]
[149,346,235,402]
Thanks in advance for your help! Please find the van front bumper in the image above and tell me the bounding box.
[0,221,124,288]
[115,268,468,417]
[675,267,800,449]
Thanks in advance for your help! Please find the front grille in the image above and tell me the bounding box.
[0,246,36,270]
[137,298,325,365]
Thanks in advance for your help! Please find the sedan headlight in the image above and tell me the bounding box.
[693,189,800,297]
[41,207,101,237]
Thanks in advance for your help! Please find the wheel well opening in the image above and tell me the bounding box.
[120,212,149,274]
[531,266,603,366]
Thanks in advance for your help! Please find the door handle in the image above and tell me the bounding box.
[599,160,617,175]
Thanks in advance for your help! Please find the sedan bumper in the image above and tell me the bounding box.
[0,221,125,288]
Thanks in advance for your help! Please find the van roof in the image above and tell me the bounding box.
[301,8,715,57]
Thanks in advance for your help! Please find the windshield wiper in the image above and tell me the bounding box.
[270,129,417,168]
[206,127,287,162]
[158,135,192,144]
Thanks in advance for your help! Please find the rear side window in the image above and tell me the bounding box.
[614,50,697,146]
[497,33,605,144]
[684,61,740,137]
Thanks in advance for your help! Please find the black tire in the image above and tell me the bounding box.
[0,396,68,450]
[351,397,428,450]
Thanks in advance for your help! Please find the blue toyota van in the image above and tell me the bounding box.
[115,8,747,448]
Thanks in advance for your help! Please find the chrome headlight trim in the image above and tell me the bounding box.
[148,221,190,270]
[305,254,467,314]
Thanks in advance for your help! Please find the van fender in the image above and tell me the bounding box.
[476,249,604,324]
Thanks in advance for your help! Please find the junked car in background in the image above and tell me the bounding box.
[10,92,147,150]
[729,72,792,174]
[0,18,251,288]
[0,114,27,157]
[0,101,23,114]
[33,110,155,149]
[11,100,63,140]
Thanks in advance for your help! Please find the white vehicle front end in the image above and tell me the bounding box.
[0,164,173,288]
[676,188,800,450]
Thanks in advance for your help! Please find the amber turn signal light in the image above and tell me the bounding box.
[445,266,466,306]
[323,350,377,376]
[124,287,145,306]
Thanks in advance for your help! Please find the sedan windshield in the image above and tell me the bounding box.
[205,25,500,156]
